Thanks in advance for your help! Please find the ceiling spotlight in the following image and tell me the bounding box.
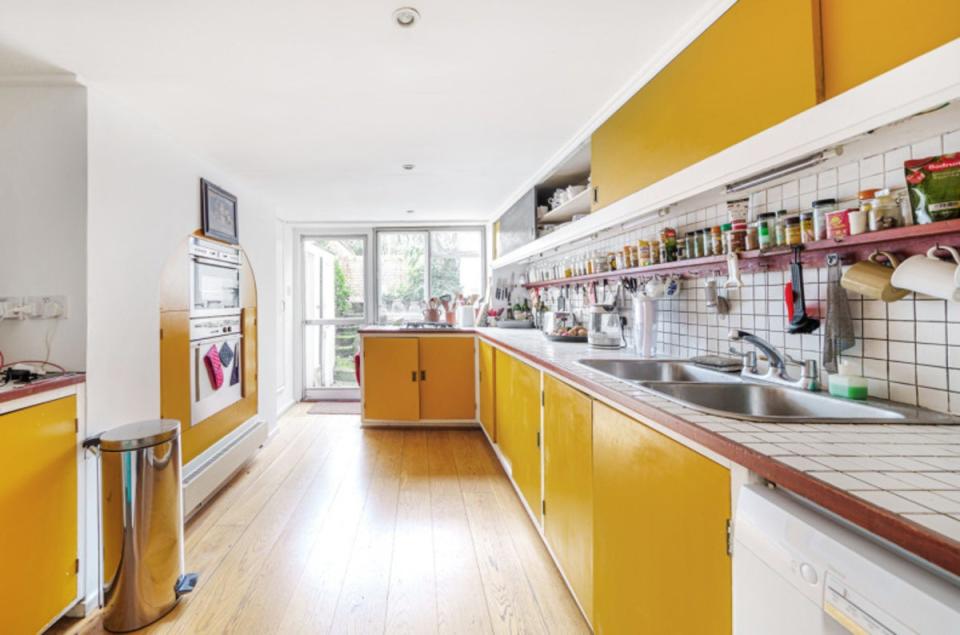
[393,7,420,28]
[402,163,416,171]
[405,209,415,214]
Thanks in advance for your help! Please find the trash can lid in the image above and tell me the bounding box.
[100,419,180,452]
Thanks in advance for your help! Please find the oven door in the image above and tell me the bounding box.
[191,257,241,317]
[190,333,243,426]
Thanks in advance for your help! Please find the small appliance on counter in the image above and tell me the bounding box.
[587,304,625,349]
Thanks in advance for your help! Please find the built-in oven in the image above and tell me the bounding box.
[189,315,243,426]
[190,236,242,317]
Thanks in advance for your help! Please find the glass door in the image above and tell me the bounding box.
[302,235,367,400]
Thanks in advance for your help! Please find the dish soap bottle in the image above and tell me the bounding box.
[829,360,868,400]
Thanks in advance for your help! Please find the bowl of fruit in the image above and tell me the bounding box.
[544,324,588,342]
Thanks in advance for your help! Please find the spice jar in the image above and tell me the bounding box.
[745,223,758,251]
[637,240,651,267]
[799,210,815,242]
[812,198,836,241]
[649,239,660,265]
[756,212,775,249]
[726,228,746,253]
[694,230,705,258]
[710,226,724,255]
[869,188,900,231]
[773,209,787,246]
[607,252,617,271]
[784,215,802,245]
[660,227,678,262]
[684,232,697,260]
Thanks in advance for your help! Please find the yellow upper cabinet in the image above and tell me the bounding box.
[590,0,822,209]
[821,0,960,99]
[543,375,594,625]
[0,396,78,634]
[593,402,731,635]
[419,336,476,420]
[478,340,496,440]
[494,350,542,517]
[363,337,421,421]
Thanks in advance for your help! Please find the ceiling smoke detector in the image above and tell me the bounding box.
[393,7,420,28]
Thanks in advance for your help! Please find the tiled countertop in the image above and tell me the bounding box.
[0,373,85,405]
[363,326,960,575]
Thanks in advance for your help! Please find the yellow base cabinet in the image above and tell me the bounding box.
[593,402,731,635]
[363,337,421,421]
[362,335,476,422]
[419,336,476,420]
[478,340,496,440]
[494,349,541,517]
[0,396,78,634]
[543,376,594,624]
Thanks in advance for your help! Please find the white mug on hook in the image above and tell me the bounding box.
[890,245,960,302]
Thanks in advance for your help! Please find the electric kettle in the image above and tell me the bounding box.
[587,304,625,349]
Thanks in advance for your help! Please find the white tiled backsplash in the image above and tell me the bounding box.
[505,106,960,414]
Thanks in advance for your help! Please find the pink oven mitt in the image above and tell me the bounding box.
[204,344,225,389]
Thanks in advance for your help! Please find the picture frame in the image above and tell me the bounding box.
[200,178,239,244]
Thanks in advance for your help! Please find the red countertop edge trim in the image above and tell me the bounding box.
[0,374,85,405]
[361,327,960,576]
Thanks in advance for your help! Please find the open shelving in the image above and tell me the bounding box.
[537,188,592,224]
[522,218,960,289]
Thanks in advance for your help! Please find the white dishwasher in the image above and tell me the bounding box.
[733,484,960,634]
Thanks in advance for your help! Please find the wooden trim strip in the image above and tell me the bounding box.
[0,374,85,405]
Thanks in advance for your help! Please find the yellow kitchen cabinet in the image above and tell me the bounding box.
[0,396,78,634]
[820,0,960,99]
[593,402,731,635]
[363,337,421,421]
[419,336,476,420]
[494,350,541,517]
[543,375,594,624]
[590,0,822,209]
[478,340,496,440]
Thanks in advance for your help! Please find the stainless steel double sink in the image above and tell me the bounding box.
[578,358,959,424]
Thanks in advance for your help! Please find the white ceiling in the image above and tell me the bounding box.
[0,0,718,222]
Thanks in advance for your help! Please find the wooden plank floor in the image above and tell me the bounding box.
[51,404,589,635]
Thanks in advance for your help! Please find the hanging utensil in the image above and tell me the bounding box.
[822,253,855,373]
[788,247,820,334]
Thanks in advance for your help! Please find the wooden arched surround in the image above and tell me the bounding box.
[159,230,258,464]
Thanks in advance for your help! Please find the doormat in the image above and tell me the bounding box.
[307,401,361,415]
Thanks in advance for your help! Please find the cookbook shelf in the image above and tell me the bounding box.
[522,218,960,289]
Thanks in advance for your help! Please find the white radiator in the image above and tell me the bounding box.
[182,419,267,517]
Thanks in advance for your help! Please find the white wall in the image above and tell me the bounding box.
[0,83,87,371]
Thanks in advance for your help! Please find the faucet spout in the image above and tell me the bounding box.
[728,329,786,371]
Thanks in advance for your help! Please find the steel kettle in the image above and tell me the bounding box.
[587,304,625,349]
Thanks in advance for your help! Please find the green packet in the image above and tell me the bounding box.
[905,153,960,223]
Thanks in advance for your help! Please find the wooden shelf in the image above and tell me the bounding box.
[537,188,591,224]
[523,219,960,289]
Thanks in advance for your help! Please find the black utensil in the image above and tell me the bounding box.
[788,247,820,334]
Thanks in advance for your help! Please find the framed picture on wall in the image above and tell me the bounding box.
[201,179,239,244]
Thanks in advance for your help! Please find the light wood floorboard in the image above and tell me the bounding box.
[50,406,589,635]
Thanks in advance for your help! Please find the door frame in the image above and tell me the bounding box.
[296,229,375,401]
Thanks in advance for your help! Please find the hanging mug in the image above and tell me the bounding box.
[890,245,960,302]
[643,277,665,299]
[664,275,681,298]
[840,251,909,302]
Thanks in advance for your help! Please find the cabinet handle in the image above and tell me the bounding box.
[420,370,427,381]
[411,371,417,382]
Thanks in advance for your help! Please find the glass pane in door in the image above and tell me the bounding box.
[377,231,427,324]
[303,237,366,321]
[304,323,361,389]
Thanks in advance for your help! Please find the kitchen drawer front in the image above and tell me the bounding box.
[591,0,821,209]
[0,395,78,633]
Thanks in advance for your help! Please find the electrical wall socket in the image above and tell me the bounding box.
[24,296,68,319]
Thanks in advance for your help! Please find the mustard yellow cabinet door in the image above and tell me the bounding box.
[0,396,78,634]
[362,337,420,421]
[543,375,594,624]
[593,402,731,635]
[821,0,960,98]
[591,0,821,209]
[419,336,476,420]
[478,340,496,440]
[494,350,542,517]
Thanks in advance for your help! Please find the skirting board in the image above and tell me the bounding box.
[182,417,268,518]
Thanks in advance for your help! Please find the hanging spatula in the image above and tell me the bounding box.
[788,247,820,334]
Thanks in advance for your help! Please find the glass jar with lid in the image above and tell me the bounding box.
[799,210,815,243]
[869,188,900,231]
[756,212,776,249]
[811,198,836,241]
[784,215,802,245]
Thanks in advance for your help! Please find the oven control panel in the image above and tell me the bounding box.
[190,316,242,341]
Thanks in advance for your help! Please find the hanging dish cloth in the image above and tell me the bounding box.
[823,253,856,373]
[204,344,225,389]
[219,342,235,368]
[230,356,241,386]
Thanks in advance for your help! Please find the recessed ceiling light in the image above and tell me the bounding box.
[402,163,416,171]
[393,7,420,28]
[405,209,415,214]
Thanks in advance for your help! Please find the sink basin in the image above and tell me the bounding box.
[638,381,959,424]
[577,359,741,383]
